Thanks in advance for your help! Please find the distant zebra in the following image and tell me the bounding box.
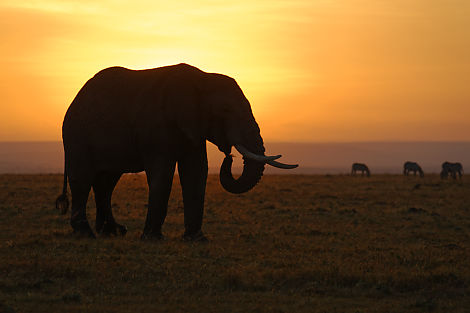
[403,161,424,177]
[441,162,463,179]
[351,163,370,177]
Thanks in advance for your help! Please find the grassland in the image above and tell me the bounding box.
[0,174,469,312]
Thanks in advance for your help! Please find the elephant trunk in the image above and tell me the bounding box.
[219,134,265,194]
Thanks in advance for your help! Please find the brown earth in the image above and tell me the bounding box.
[0,174,469,312]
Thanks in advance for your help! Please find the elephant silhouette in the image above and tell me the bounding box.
[55,64,298,240]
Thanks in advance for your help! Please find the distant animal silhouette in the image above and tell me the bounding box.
[351,163,370,177]
[440,162,463,179]
[403,161,424,177]
[55,63,298,240]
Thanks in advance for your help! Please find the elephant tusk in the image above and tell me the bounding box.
[266,160,299,169]
[234,144,281,162]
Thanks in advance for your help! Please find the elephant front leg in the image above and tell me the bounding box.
[178,144,208,241]
[142,159,176,240]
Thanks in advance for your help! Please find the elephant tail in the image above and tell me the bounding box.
[55,158,69,215]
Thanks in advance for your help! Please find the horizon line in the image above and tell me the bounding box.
[2,140,470,144]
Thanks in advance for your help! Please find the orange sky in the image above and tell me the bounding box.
[1,0,469,142]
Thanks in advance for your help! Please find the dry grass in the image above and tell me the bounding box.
[0,174,469,312]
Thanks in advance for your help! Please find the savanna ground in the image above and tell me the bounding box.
[0,174,469,313]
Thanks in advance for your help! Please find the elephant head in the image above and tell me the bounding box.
[169,64,297,194]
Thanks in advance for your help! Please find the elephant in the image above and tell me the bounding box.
[440,161,463,179]
[403,161,424,177]
[351,163,370,177]
[55,63,298,241]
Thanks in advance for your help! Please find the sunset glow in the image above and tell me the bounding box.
[1,0,470,142]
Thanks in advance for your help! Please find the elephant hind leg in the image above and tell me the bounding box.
[69,176,95,238]
[66,146,95,238]
[93,171,126,236]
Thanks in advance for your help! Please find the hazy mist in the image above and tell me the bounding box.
[1,141,469,174]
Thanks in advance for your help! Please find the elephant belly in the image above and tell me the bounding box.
[89,141,144,173]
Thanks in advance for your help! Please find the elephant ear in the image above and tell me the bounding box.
[163,74,207,146]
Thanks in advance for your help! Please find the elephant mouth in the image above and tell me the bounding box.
[219,144,298,194]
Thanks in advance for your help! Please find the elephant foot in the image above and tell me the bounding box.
[71,219,96,239]
[141,230,165,241]
[99,222,128,237]
[182,230,208,242]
